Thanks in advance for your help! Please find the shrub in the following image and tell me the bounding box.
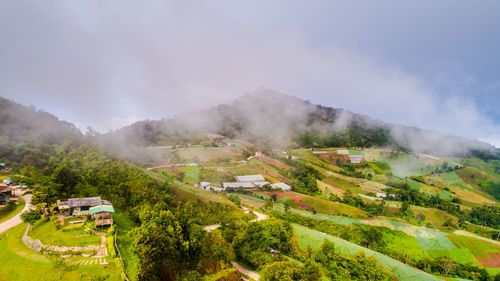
[84,221,96,232]
[107,225,116,236]
[107,236,116,257]
[61,224,84,232]
[20,210,41,224]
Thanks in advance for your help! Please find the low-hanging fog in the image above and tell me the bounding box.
[1,1,499,148]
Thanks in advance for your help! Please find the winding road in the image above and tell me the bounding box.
[203,207,268,280]
[0,191,32,234]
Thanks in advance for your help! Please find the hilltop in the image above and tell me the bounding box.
[101,89,497,158]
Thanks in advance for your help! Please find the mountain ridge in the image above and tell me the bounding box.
[99,89,496,157]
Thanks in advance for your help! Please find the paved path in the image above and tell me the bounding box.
[0,192,32,234]
[231,261,260,281]
[203,224,221,232]
[204,208,269,232]
[245,208,268,222]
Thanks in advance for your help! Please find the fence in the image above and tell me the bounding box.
[114,230,130,281]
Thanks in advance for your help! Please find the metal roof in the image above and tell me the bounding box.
[236,175,265,182]
[272,182,292,190]
[222,182,255,188]
[89,205,115,214]
[58,196,112,208]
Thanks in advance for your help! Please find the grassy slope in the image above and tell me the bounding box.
[0,224,121,281]
[293,224,442,281]
[114,213,140,281]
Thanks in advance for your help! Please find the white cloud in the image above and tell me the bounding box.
[0,1,498,146]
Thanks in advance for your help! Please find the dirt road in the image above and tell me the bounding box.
[0,193,32,234]
[231,261,261,280]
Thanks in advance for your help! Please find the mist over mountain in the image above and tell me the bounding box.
[0,97,81,144]
[100,89,496,157]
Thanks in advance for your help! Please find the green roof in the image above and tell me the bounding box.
[89,205,114,214]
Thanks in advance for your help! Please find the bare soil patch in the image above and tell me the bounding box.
[256,155,291,171]
[480,253,500,268]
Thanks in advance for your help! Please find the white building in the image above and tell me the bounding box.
[271,182,292,191]
[337,149,349,155]
[236,175,266,182]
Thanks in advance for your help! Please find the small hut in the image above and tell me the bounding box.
[89,205,115,226]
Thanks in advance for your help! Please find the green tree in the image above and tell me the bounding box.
[262,261,304,281]
[20,209,41,224]
[416,214,426,224]
[302,258,322,281]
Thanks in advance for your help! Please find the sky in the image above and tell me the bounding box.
[1,1,499,147]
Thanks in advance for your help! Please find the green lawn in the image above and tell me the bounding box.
[114,212,139,281]
[29,220,101,247]
[0,198,25,223]
[0,223,121,281]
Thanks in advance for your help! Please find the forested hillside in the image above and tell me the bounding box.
[102,90,497,158]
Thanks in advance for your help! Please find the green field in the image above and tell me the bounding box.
[293,224,442,281]
[0,224,121,281]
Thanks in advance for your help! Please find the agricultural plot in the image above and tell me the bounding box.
[172,146,241,163]
[348,149,364,156]
[237,194,266,209]
[263,191,368,218]
[272,202,367,223]
[448,235,500,267]
[425,173,495,204]
[292,224,442,281]
[463,158,500,178]
[317,180,345,197]
[440,172,464,185]
[322,174,363,194]
[410,206,459,228]
[379,153,436,178]
[225,158,290,183]
[363,218,456,250]
[358,180,387,193]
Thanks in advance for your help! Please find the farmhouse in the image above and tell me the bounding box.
[89,205,115,226]
[57,196,112,216]
[0,162,7,171]
[0,185,14,203]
